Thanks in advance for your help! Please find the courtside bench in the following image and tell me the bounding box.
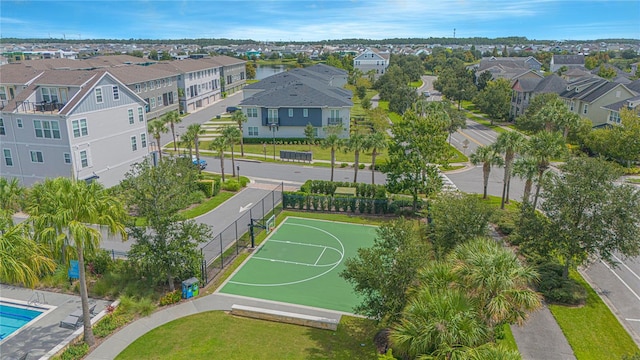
[231,304,339,331]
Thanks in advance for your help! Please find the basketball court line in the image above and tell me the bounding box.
[226,221,345,287]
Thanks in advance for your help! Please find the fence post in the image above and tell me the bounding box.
[220,234,224,269]
[235,221,239,254]
[112,249,115,261]
[262,197,265,219]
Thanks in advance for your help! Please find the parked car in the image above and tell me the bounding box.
[226,106,240,113]
[422,91,431,97]
[192,156,207,170]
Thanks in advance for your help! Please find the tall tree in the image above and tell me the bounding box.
[469,145,504,199]
[162,111,182,152]
[0,213,55,288]
[525,131,566,208]
[538,157,640,278]
[221,125,242,177]
[27,178,127,347]
[340,218,431,324]
[320,124,345,182]
[179,131,195,158]
[364,131,388,184]
[186,123,206,165]
[512,156,538,204]
[345,129,368,183]
[304,122,316,151]
[147,119,168,161]
[473,78,512,123]
[231,110,248,156]
[209,137,228,182]
[494,131,526,209]
[433,58,476,109]
[385,109,450,211]
[0,177,25,213]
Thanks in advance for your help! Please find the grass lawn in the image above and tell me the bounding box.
[626,178,640,184]
[549,271,639,360]
[448,145,468,163]
[178,191,236,219]
[409,79,423,88]
[231,143,389,164]
[500,324,519,353]
[116,312,378,360]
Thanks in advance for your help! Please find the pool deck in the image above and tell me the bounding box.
[0,285,112,360]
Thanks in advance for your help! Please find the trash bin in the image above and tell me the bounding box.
[181,277,199,299]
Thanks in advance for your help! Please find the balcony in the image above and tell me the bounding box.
[327,117,342,125]
[14,100,65,114]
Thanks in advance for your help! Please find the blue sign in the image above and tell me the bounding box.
[68,260,79,279]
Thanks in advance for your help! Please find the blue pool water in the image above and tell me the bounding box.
[0,304,43,341]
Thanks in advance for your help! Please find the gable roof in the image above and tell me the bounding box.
[533,74,567,93]
[552,54,585,65]
[602,95,640,112]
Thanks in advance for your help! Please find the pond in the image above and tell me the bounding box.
[255,64,288,80]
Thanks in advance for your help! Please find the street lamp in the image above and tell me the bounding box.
[237,165,240,180]
[269,124,278,160]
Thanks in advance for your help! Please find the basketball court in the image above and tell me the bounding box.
[218,217,378,313]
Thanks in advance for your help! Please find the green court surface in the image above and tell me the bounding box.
[218,217,378,313]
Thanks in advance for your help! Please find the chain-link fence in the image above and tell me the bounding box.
[200,183,284,285]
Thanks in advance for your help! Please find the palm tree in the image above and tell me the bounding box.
[365,131,388,184]
[221,125,242,177]
[209,137,228,182]
[147,119,168,161]
[0,177,25,213]
[162,111,182,151]
[230,110,248,156]
[494,131,525,209]
[186,123,206,165]
[449,238,542,329]
[391,287,488,359]
[345,129,368,183]
[27,178,127,347]
[470,145,504,199]
[320,124,344,182]
[526,131,566,208]
[512,156,538,204]
[180,131,195,158]
[0,213,55,288]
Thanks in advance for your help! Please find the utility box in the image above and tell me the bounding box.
[181,277,199,299]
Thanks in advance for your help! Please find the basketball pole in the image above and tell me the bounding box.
[249,218,266,248]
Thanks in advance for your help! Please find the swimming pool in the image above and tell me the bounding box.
[0,302,44,342]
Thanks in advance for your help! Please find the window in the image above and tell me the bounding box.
[141,133,147,148]
[609,111,621,124]
[79,150,88,168]
[95,87,103,103]
[247,108,258,117]
[112,86,120,100]
[138,107,144,122]
[150,97,156,108]
[131,136,138,151]
[149,81,155,90]
[329,109,341,124]
[143,82,147,92]
[227,75,232,85]
[168,77,173,86]
[34,120,61,139]
[268,109,278,124]
[289,108,294,117]
[41,87,59,103]
[583,104,588,114]
[303,109,308,117]
[30,150,44,163]
[72,119,88,137]
[569,101,574,111]
[16,119,23,128]
[313,128,318,137]
[0,86,6,100]
[0,118,4,135]
[128,109,135,124]
[248,126,259,136]
[157,96,162,107]
[64,153,71,164]
[135,84,141,93]
[3,149,13,166]
[156,80,160,88]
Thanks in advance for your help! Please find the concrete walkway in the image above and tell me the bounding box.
[86,292,345,360]
[511,306,576,360]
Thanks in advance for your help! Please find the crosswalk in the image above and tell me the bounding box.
[439,171,458,192]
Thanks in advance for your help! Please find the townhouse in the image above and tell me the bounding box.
[1,70,149,187]
[353,47,390,78]
[239,64,352,139]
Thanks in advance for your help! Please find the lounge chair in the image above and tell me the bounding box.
[59,315,83,329]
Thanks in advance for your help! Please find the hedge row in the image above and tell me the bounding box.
[282,192,420,215]
[196,179,221,197]
[243,137,314,145]
[299,180,387,199]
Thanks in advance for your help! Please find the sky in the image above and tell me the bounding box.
[1,0,639,42]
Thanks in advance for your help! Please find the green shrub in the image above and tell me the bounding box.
[186,190,206,205]
[222,179,241,191]
[53,342,89,360]
[159,290,182,306]
[93,311,134,338]
[491,207,519,236]
[86,249,113,276]
[340,163,348,168]
[536,261,587,305]
[212,178,221,196]
[239,177,249,187]
[196,180,215,197]
[359,163,365,169]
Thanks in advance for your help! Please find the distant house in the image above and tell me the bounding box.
[510,74,567,119]
[474,56,542,82]
[550,55,585,72]
[0,70,149,187]
[559,77,637,127]
[602,95,640,126]
[353,47,390,78]
[239,64,352,139]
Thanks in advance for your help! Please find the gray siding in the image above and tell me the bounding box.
[260,107,322,127]
[73,77,141,114]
